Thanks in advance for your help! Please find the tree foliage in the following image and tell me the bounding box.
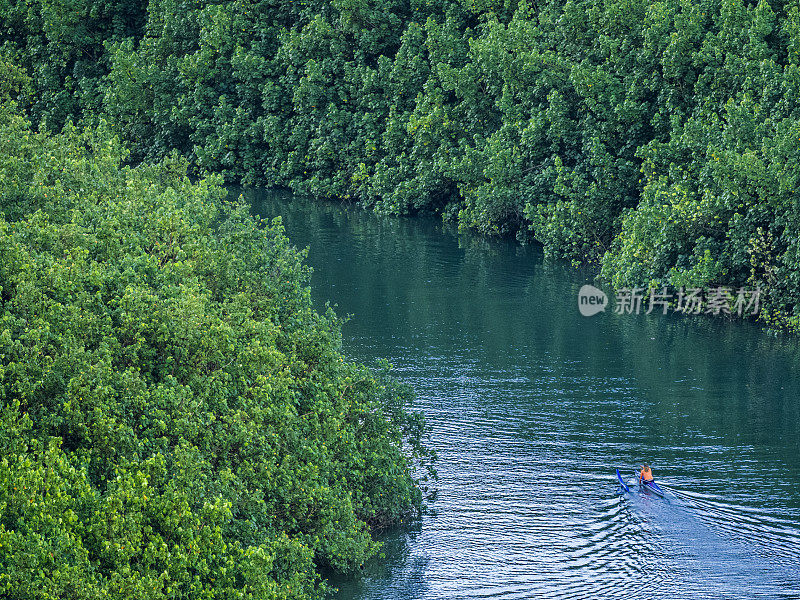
[0,96,434,598]
[6,0,796,326]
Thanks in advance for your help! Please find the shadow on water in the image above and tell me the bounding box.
[243,189,800,599]
[330,521,431,599]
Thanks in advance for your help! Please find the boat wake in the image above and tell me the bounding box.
[608,478,800,598]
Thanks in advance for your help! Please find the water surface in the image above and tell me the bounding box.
[248,190,800,599]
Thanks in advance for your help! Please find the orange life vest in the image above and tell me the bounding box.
[640,467,653,482]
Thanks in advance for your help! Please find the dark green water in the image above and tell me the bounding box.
[247,190,800,599]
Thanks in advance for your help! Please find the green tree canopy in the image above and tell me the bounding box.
[0,96,434,598]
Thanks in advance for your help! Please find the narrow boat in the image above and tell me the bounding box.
[638,477,667,498]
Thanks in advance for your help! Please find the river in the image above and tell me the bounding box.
[247,190,800,599]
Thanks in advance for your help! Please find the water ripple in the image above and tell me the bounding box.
[250,192,800,600]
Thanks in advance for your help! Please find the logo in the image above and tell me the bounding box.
[576,285,760,318]
[578,284,608,317]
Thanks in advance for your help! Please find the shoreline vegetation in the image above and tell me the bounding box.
[3,0,800,331]
[0,97,435,597]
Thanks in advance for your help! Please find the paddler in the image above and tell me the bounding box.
[639,463,654,483]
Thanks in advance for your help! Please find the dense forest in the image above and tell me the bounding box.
[1,0,798,596]
[0,80,433,597]
[3,0,800,329]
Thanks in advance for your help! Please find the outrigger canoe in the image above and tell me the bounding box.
[617,469,668,499]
